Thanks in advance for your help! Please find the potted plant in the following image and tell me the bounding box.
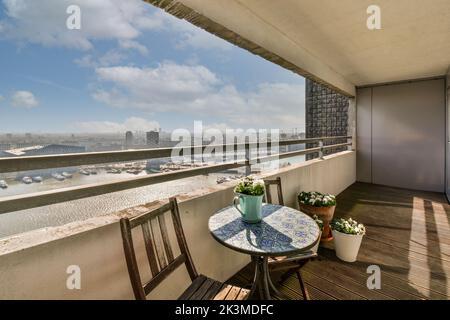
[298,191,336,242]
[233,177,265,223]
[311,215,324,253]
[331,218,366,262]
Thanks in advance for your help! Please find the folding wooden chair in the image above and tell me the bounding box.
[120,197,248,300]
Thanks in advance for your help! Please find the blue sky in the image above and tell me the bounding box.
[0,0,305,133]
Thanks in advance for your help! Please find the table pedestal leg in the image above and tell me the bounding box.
[248,256,289,300]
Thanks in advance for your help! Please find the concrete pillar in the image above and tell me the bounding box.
[446,67,450,197]
[347,97,356,151]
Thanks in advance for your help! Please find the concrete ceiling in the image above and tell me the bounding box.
[148,0,450,96]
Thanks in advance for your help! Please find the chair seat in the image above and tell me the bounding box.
[178,275,249,300]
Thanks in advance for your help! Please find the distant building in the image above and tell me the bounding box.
[146,131,159,147]
[6,133,12,139]
[125,131,134,149]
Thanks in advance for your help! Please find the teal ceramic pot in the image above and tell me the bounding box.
[233,193,263,223]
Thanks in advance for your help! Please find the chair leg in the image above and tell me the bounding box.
[296,271,310,300]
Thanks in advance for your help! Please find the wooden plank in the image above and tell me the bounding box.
[119,218,146,300]
[304,260,395,300]
[213,284,233,300]
[279,278,335,300]
[364,228,450,263]
[276,177,284,206]
[130,202,172,228]
[334,203,450,239]
[170,197,198,280]
[299,270,366,300]
[224,286,241,300]
[150,220,168,270]
[157,214,175,263]
[305,257,424,300]
[321,250,446,299]
[201,281,224,300]
[141,222,160,277]
[178,275,207,300]
[144,255,185,295]
[236,288,250,300]
[189,278,216,300]
[320,244,450,297]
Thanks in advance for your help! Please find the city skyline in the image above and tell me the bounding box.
[0,0,306,134]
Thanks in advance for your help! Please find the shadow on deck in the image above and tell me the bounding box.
[227,182,450,300]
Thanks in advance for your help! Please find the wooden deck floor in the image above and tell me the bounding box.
[228,182,450,300]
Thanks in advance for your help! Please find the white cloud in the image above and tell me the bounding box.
[91,62,305,129]
[74,117,159,133]
[11,90,38,108]
[75,50,126,68]
[93,62,220,110]
[152,10,233,51]
[1,0,231,52]
[0,0,157,50]
[203,123,233,132]
[118,39,149,55]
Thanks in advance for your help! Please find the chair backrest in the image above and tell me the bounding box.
[120,197,198,300]
[264,177,285,206]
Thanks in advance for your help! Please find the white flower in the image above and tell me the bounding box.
[254,179,265,186]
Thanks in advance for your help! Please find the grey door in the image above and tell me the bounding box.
[357,79,446,192]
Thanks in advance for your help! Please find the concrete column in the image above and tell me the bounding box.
[347,97,356,151]
[446,67,450,197]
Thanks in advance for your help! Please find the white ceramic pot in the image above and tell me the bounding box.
[332,229,363,262]
[311,231,322,254]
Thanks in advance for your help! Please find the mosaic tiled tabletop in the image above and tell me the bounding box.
[208,204,320,256]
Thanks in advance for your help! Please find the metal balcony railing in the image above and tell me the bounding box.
[0,136,353,214]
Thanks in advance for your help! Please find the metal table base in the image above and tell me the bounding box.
[247,256,290,300]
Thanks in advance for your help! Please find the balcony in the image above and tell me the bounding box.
[0,144,356,299]
[0,0,450,301]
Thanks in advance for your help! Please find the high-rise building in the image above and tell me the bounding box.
[125,131,134,149]
[305,79,349,160]
[146,131,159,147]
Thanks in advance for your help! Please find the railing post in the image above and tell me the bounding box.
[318,139,324,160]
[245,136,251,176]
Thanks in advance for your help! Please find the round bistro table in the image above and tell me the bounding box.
[208,203,320,300]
